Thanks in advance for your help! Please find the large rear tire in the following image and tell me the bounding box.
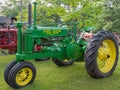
[52,58,74,66]
[85,31,119,78]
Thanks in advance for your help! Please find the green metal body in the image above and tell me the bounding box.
[16,2,91,62]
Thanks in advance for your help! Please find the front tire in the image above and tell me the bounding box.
[7,61,36,89]
[85,31,119,78]
[4,60,17,85]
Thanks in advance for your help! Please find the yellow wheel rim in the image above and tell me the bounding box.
[97,39,116,73]
[16,68,33,86]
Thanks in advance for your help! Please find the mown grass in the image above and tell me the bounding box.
[0,55,120,90]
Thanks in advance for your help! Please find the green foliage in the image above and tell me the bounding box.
[0,0,28,18]
[97,0,120,33]
[35,0,105,30]
[36,0,67,24]
[1,0,120,33]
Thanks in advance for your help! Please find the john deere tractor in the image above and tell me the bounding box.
[4,2,119,89]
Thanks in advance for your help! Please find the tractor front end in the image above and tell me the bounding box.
[15,2,86,62]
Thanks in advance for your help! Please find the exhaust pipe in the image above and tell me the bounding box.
[28,0,32,27]
[33,2,37,29]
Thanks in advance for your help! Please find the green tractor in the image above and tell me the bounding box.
[4,2,119,89]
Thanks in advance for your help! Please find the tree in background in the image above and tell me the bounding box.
[35,0,105,30]
[97,0,120,33]
[1,0,120,33]
[0,0,104,24]
[0,0,28,20]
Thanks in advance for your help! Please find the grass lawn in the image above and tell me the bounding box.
[0,55,120,90]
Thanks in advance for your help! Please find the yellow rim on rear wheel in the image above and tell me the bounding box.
[97,39,116,73]
[16,68,33,86]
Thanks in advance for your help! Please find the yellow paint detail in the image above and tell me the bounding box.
[43,30,61,35]
[97,39,116,73]
[16,68,33,86]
